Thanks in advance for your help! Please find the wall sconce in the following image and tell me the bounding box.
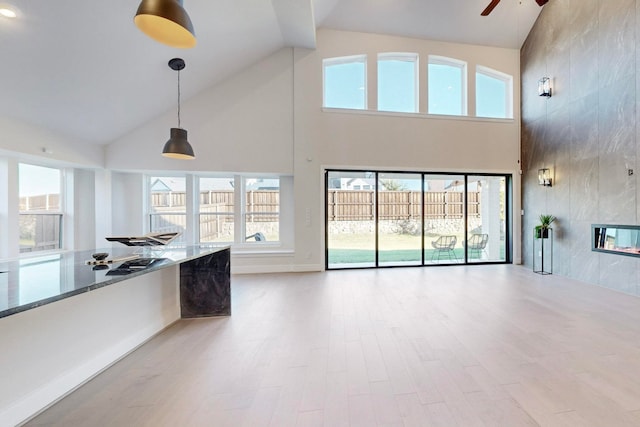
[538,168,552,186]
[538,77,552,97]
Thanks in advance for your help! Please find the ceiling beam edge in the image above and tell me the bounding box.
[271,0,316,49]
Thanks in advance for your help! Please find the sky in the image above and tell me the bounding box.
[19,164,60,197]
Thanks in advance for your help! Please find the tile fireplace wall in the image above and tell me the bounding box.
[521,0,640,295]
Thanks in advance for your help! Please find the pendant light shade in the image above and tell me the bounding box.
[134,0,196,49]
[162,58,195,160]
[163,128,195,159]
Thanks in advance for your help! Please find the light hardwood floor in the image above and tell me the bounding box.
[25,265,640,426]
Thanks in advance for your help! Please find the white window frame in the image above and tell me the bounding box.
[148,175,188,245]
[377,52,419,113]
[239,175,280,246]
[427,55,468,116]
[147,174,283,248]
[476,65,514,119]
[18,163,65,254]
[198,175,235,245]
[323,54,368,110]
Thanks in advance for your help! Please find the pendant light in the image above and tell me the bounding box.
[134,0,196,49]
[162,58,195,160]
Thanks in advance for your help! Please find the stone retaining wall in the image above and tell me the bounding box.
[328,219,483,236]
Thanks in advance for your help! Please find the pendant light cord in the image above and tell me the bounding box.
[177,69,181,129]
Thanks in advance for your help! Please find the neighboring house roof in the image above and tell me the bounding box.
[150,179,173,192]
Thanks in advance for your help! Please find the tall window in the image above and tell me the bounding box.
[18,164,63,253]
[323,55,367,110]
[476,65,513,119]
[149,176,186,244]
[244,177,279,243]
[377,53,418,113]
[199,177,234,243]
[428,56,467,116]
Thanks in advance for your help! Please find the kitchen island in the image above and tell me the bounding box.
[0,245,230,426]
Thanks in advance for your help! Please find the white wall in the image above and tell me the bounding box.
[94,169,113,248]
[110,172,146,241]
[0,117,103,168]
[103,29,523,270]
[291,30,522,268]
[0,117,104,258]
[0,266,180,426]
[72,169,96,250]
[105,48,295,174]
[0,160,101,259]
[0,158,19,259]
[1,29,521,269]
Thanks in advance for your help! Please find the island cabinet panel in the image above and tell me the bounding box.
[180,247,231,317]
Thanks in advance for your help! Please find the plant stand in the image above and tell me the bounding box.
[533,228,552,274]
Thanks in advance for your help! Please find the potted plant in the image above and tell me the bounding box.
[535,214,556,239]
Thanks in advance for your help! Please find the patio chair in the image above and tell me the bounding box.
[430,235,458,262]
[467,233,489,259]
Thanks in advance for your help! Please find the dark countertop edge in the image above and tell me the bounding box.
[172,246,230,264]
[0,246,230,320]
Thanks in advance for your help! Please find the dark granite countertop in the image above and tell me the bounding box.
[0,245,229,319]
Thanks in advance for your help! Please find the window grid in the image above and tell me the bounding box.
[322,53,512,120]
[148,175,281,246]
[242,179,280,243]
[199,177,235,244]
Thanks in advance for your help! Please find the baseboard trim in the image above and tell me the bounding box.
[232,264,323,274]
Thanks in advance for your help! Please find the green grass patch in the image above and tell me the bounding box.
[328,248,467,264]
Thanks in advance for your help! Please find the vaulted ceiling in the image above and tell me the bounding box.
[0,0,542,145]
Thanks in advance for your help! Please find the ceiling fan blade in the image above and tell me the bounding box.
[481,0,501,16]
[535,0,549,5]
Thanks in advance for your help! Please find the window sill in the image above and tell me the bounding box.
[322,107,514,123]
[198,243,293,257]
[232,247,294,257]
[17,248,68,260]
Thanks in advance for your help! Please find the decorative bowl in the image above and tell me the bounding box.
[92,252,109,261]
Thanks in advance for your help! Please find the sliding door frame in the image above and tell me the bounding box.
[325,169,512,270]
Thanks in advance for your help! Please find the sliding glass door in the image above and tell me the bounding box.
[326,171,376,268]
[424,175,465,264]
[326,170,510,269]
[378,172,423,266]
[466,175,506,262]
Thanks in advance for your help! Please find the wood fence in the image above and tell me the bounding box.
[21,190,479,224]
[327,190,480,220]
[18,213,62,252]
[151,190,280,241]
[151,190,479,222]
[152,190,279,222]
[19,194,60,211]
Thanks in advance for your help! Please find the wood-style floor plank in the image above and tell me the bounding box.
[23,265,640,426]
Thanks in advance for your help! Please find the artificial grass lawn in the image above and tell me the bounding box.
[328,233,463,264]
[327,233,502,265]
[328,248,467,264]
